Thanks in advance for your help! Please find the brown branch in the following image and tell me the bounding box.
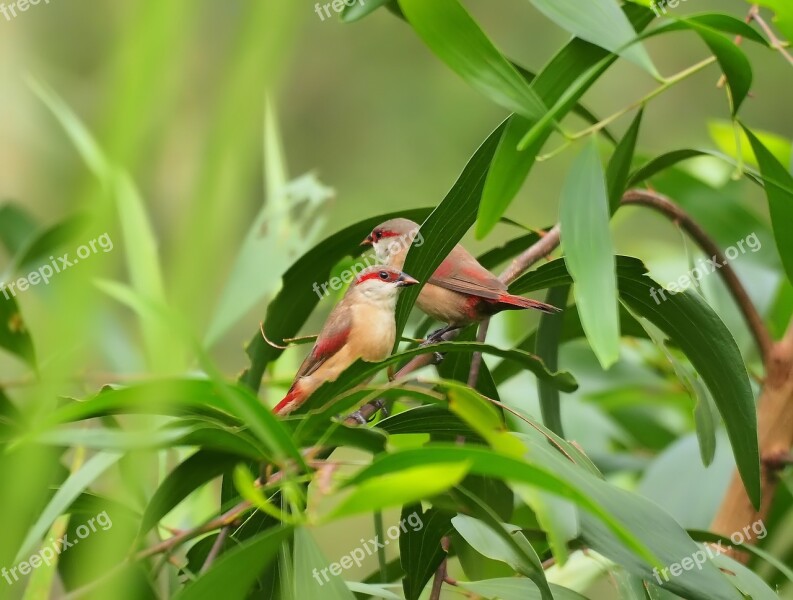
[711,314,793,561]
[429,537,451,600]
[622,189,773,361]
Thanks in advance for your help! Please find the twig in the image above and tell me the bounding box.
[468,320,490,388]
[200,526,230,574]
[429,537,451,600]
[751,5,793,66]
[622,189,773,360]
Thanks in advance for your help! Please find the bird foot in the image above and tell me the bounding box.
[432,352,445,365]
[348,411,368,425]
[347,399,389,425]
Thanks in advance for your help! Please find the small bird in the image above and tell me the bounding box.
[273,265,419,415]
[362,218,559,340]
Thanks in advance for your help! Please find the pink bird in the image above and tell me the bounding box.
[362,218,559,340]
[274,266,418,415]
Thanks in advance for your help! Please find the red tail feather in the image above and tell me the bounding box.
[495,293,561,314]
[273,385,303,415]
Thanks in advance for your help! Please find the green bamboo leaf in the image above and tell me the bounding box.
[457,578,589,600]
[395,122,505,335]
[560,138,620,369]
[399,505,453,600]
[140,450,240,534]
[607,109,644,213]
[475,6,655,237]
[741,124,793,284]
[396,0,547,120]
[172,526,292,600]
[752,0,793,41]
[294,528,356,599]
[528,0,659,77]
[511,256,761,507]
[15,452,121,562]
[0,293,36,368]
[709,120,792,168]
[341,0,392,22]
[535,286,569,436]
[329,463,470,519]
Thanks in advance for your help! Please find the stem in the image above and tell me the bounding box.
[567,57,717,141]
[751,5,793,66]
[200,526,230,574]
[468,320,490,388]
[373,511,388,583]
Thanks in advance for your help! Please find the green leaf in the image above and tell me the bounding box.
[452,489,552,600]
[240,207,432,392]
[0,202,38,259]
[346,445,661,569]
[395,123,505,336]
[452,513,551,599]
[397,0,547,120]
[329,463,470,519]
[294,529,357,599]
[15,452,121,562]
[511,256,761,507]
[643,17,758,113]
[13,213,88,274]
[399,505,453,600]
[560,138,620,368]
[0,293,36,368]
[709,120,792,168]
[140,450,240,534]
[479,5,656,232]
[172,526,292,600]
[457,578,589,600]
[341,0,392,22]
[741,124,793,284]
[753,0,793,41]
[607,109,644,213]
[535,286,569,437]
[528,0,659,77]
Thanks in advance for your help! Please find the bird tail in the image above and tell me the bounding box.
[495,293,562,314]
[273,384,303,415]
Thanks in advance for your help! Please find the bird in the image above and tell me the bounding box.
[362,218,560,341]
[273,265,418,416]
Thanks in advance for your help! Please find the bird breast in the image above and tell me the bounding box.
[348,301,397,361]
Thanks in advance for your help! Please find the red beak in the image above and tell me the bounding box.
[397,273,419,287]
[361,235,373,247]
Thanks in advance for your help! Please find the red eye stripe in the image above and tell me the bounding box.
[356,270,394,285]
[375,230,401,239]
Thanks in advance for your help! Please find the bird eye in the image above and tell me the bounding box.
[375,231,383,240]
[378,271,389,280]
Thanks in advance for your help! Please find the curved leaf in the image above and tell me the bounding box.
[511,256,761,507]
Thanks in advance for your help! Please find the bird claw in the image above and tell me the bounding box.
[432,352,445,364]
[348,411,368,425]
[374,399,390,419]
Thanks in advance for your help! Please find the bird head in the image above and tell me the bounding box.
[351,266,419,305]
[361,218,421,267]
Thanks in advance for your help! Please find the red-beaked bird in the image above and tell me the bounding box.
[362,218,559,339]
[273,265,419,415]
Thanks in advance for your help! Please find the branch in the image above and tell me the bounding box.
[622,189,773,361]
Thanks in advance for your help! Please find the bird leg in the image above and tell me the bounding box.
[421,324,461,364]
[348,399,389,424]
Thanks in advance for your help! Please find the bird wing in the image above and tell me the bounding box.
[295,302,353,379]
[429,245,506,300]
